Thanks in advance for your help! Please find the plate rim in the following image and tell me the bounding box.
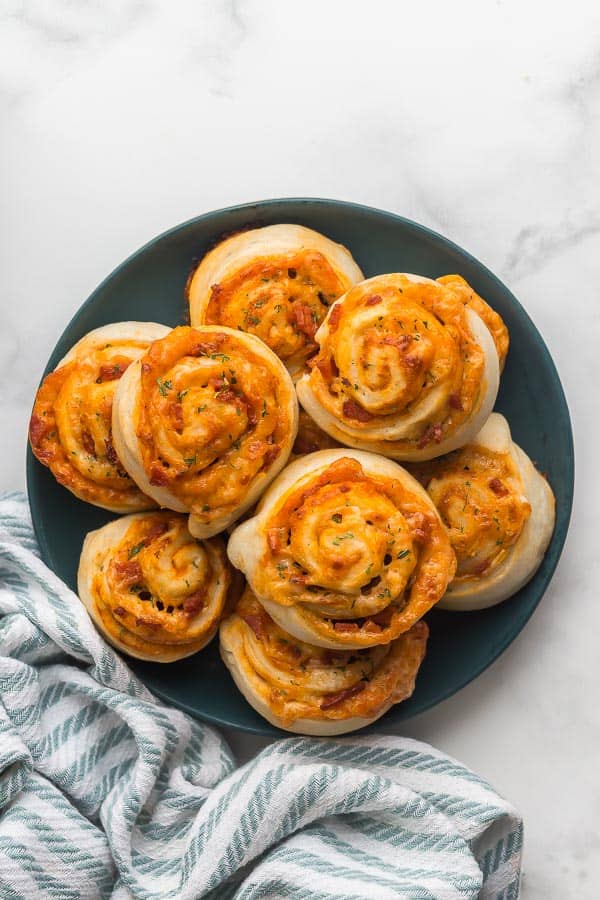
[26,196,575,736]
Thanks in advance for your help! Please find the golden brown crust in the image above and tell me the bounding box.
[187,225,364,376]
[423,444,530,581]
[220,587,428,731]
[296,274,500,461]
[204,252,345,367]
[113,325,298,534]
[29,325,167,511]
[436,274,509,370]
[78,512,230,661]
[227,449,456,649]
[406,413,555,609]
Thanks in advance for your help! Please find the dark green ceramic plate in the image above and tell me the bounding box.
[27,198,574,735]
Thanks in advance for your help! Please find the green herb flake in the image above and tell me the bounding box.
[156,378,172,396]
[332,532,354,546]
[128,542,145,559]
[397,549,410,560]
[177,389,189,401]
[184,455,197,467]
[332,513,343,523]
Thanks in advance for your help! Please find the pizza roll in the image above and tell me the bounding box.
[112,325,298,538]
[29,322,169,512]
[436,274,509,370]
[227,449,456,649]
[297,274,501,461]
[411,413,555,610]
[78,512,229,661]
[220,586,428,735]
[187,224,364,377]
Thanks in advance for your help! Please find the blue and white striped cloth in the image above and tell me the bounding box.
[0,493,522,899]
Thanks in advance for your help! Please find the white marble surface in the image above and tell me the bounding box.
[1,1,599,895]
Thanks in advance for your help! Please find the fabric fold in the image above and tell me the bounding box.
[0,494,522,899]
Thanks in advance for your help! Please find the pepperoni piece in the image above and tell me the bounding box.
[170,402,184,432]
[320,683,366,710]
[183,590,206,616]
[81,432,96,457]
[144,520,169,543]
[149,464,170,486]
[263,445,280,466]
[328,304,342,332]
[417,423,443,448]
[333,621,360,633]
[104,438,118,466]
[98,360,129,382]
[241,613,265,639]
[292,303,317,339]
[312,355,339,382]
[267,528,287,552]
[449,393,463,410]
[29,414,50,448]
[343,400,373,423]
[365,294,382,307]
[489,477,509,497]
[113,560,142,586]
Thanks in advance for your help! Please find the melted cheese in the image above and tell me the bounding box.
[187,224,364,376]
[78,512,229,661]
[297,274,501,461]
[29,322,169,511]
[112,325,298,537]
[407,413,555,610]
[227,449,456,649]
[219,587,428,734]
[436,274,509,370]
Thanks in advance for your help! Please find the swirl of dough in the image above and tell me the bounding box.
[436,274,509,370]
[112,325,298,538]
[29,322,170,511]
[296,274,501,461]
[187,224,364,376]
[78,512,230,661]
[408,413,555,610]
[220,586,428,734]
[227,449,456,649]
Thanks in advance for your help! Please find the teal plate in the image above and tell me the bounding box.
[26,198,574,735]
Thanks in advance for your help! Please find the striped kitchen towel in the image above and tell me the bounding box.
[0,493,522,899]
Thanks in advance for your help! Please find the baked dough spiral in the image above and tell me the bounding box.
[187,224,364,376]
[220,586,428,735]
[112,325,298,538]
[296,274,501,461]
[78,512,230,661]
[227,449,456,649]
[29,322,170,512]
[409,413,555,610]
[436,274,509,371]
